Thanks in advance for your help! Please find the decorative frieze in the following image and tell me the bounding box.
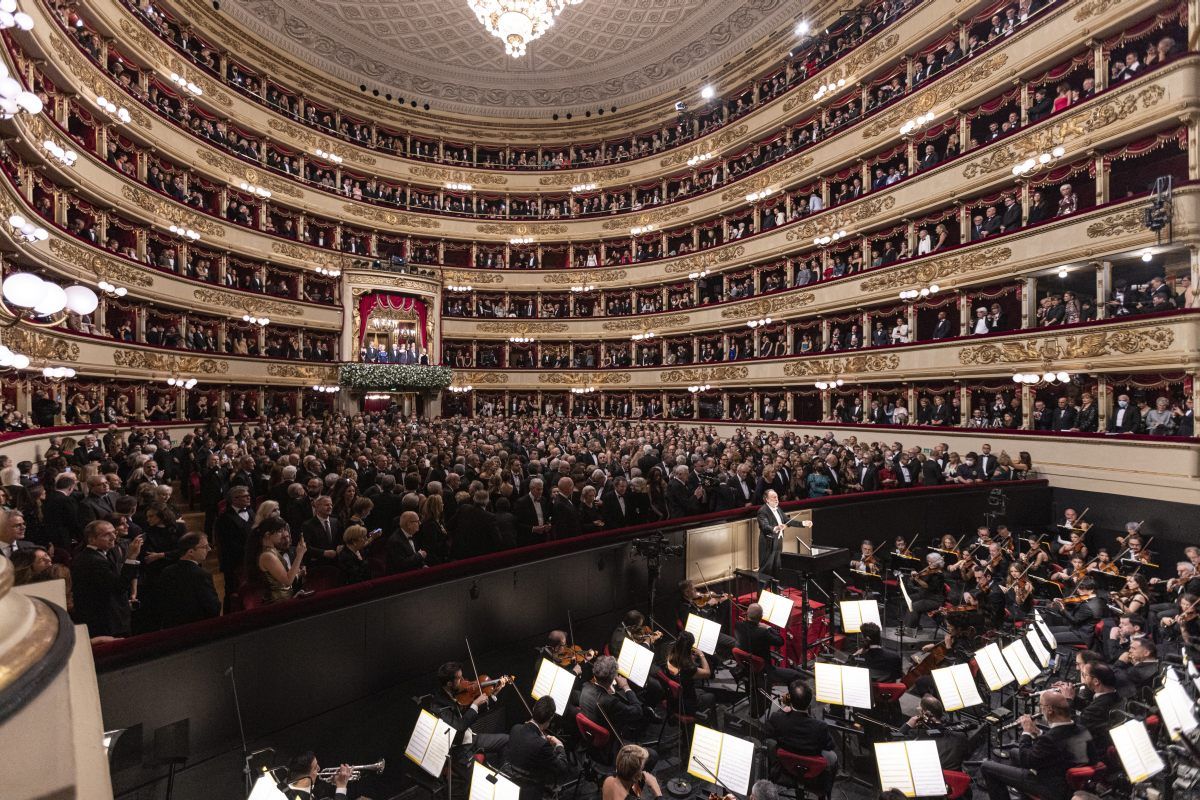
[858,246,1012,292]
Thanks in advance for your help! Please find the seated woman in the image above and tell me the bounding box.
[665,630,714,715]
[602,745,662,800]
[336,524,373,586]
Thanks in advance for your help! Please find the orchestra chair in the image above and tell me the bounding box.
[573,714,615,799]
[874,682,906,704]
[655,669,697,752]
[774,748,829,800]
[1066,762,1108,791]
[942,770,971,800]
[731,648,766,711]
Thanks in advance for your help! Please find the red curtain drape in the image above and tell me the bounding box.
[356,293,429,350]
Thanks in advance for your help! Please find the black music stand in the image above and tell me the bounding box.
[780,545,850,671]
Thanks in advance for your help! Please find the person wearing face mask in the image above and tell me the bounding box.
[1106,393,1139,433]
[955,452,983,483]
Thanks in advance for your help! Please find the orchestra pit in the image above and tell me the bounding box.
[2,0,1200,799]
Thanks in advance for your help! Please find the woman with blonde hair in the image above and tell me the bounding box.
[417,493,450,564]
[602,745,661,800]
[337,525,373,585]
[252,499,281,529]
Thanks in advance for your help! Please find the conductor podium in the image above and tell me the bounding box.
[781,547,852,577]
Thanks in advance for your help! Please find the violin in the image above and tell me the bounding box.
[1058,595,1090,605]
[551,644,597,668]
[629,625,663,646]
[694,591,732,608]
[454,674,514,706]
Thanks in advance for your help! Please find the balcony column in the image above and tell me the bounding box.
[174,389,187,421]
[906,138,917,176]
[132,386,146,420]
[1020,181,1032,225]
[957,203,970,245]
[722,332,731,360]
[752,267,762,295]
[820,389,831,421]
[692,335,699,363]
[907,303,918,338]
[723,392,730,419]
[820,177,830,209]
[438,241,445,264]
[907,386,917,420]
[692,226,700,251]
[1094,154,1109,205]
[784,392,793,421]
[598,289,606,316]
[958,293,970,336]
[693,280,700,306]
[1096,375,1109,431]
[135,306,147,342]
[471,341,478,366]
[1092,41,1107,92]
[1188,114,1200,181]
[1022,277,1038,329]
[257,391,266,418]
[1095,261,1111,320]
[906,220,917,253]
[217,320,227,352]
[1018,81,1030,126]
[752,392,761,421]
[95,296,107,332]
[693,394,700,420]
[820,318,831,349]
[660,390,668,419]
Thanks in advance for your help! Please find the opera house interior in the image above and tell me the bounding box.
[1,0,1200,798]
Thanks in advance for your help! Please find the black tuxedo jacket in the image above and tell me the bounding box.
[452,503,502,558]
[301,515,343,554]
[385,532,425,572]
[40,490,81,550]
[1107,405,1140,432]
[1010,722,1088,796]
[1051,406,1078,431]
[851,645,902,682]
[978,454,997,477]
[735,620,784,667]
[666,478,702,518]
[505,720,571,787]
[857,464,880,492]
[157,559,220,628]
[550,496,581,540]
[71,547,137,637]
[513,493,553,545]
[601,490,639,529]
[215,508,253,577]
[932,319,953,339]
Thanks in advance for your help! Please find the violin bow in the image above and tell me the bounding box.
[694,561,716,595]
[904,533,920,555]
[651,617,679,642]
[567,609,577,650]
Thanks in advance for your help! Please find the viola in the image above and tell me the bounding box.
[552,644,597,668]
[454,674,514,706]
[630,625,662,645]
[695,591,732,608]
[1058,595,1090,605]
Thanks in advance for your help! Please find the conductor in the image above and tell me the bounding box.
[757,490,787,580]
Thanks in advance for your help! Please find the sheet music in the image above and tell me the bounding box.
[760,589,795,628]
[1111,719,1165,783]
[469,760,521,800]
[686,613,721,655]
[1001,640,1039,686]
[907,740,947,796]
[874,742,916,796]
[1025,630,1051,669]
[839,600,881,634]
[616,638,655,687]
[687,724,725,784]
[932,664,981,711]
[1156,680,1199,740]
[531,658,575,715]
[973,643,1015,691]
[898,574,913,612]
[814,661,843,705]
[405,709,453,777]
[842,664,873,709]
[716,731,755,796]
[1034,613,1057,649]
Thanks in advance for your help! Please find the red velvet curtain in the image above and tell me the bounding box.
[356,293,429,350]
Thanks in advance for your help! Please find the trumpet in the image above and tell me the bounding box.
[318,759,385,782]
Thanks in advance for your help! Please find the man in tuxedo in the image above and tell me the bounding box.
[978,444,998,478]
[756,490,787,580]
[214,486,254,600]
[1050,397,1078,431]
[899,695,969,771]
[283,753,351,799]
[601,476,640,529]
[1055,662,1121,756]
[452,489,503,558]
[931,311,953,339]
[1047,579,1103,646]
[504,696,571,793]
[71,520,142,637]
[727,463,756,508]
[764,681,838,797]
[0,510,37,559]
[1107,393,1139,432]
[736,602,802,714]
[981,690,1087,800]
[853,458,880,492]
[386,511,427,572]
[579,656,654,764]
[666,465,704,518]
[550,478,581,540]
[301,494,343,562]
[156,533,220,629]
[79,474,119,525]
[513,477,553,546]
[849,622,902,681]
[40,473,83,552]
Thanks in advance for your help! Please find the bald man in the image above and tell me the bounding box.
[736,602,801,715]
[550,477,580,540]
[981,690,1087,800]
[386,511,426,572]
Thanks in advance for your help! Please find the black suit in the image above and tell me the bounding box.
[550,496,580,540]
[504,721,571,794]
[1051,406,1078,431]
[579,682,645,759]
[756,504,787,578]
[301,515,343,556]
[850,645,903,682]
[1075,690,1121,754]
[513,493,552,546]
[71,546,137,637]
[452,503,502,558]
[931,319,953,339]
[856,464,879,492]
[156,558,220,628]
[39,490,82,550]
[982,722,1088,800]
[1107,404,1139,432]
[214,507,253,582]
[601,489,639,530]
[665,477,702,518]
[386,531,426,572]
[899,722,969,771]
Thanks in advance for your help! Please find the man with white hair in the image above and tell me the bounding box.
[666,464,704,518]
[514,477,552,546]
[0,509,36,559]
[756,490,787,579]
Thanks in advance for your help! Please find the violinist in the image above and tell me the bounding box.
[764,681,837,797]
[504,696,571,797]
[601,745,662,800]
[903,554,946,632]
[1089,548,1120,576]
[1113,574,1150,617]
[610,610,663,660]
[676,580,736,655]
[965,566,1006,628]
[944,535,974,603]
[430,661,510,767]
[580,656,656,764]
[1004,563,1034,622]
[899,695,968,771]
[850,539,880,574]
[1124,535,1153,565]
[1158,593,1200,646]
[1019,546,1055,581]
[1046,578,1102,645]
[849,621,902,682]
[666,631,714,715]
[1057,530,1088,560]
[1050,555,1087,588]
[736,603,802,715]
[543,629,595,681]
[984,542,1010,577]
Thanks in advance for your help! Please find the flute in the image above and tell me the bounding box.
[999,712,1043,732]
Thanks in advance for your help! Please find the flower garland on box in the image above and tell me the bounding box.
[338,363,453,390]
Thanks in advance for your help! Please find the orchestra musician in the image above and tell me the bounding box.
[665,631,714,715]
[735,602,802,715]
[756,490,788,579]
[764,680,837,797]
[1159,593,1200,647]
[984,542,1010,577]
[979,690,1087,800]
[1148,561,1200,621]
[902,553,946,632]
[899,695,968,771]
[1124,535,1153,565]
[1102,614,1147,662]
[849,621,902,682]
[1089,548,1120,576]
[607,611,668,710]
[964,566,1005,628]
[1058,530,1088,560]
[1052,662,1122,757]
[601,745,662,800]
[849,539,880,574]
[1045,579,1103,646]
[1050,555,1088,589]
[1113,636,1160,695]
[580,656,657,765]
[676,580,736,655]
[504,696,572,800]
[1004,563,1034,623]
[542,629,595,681]
[430,662,511,769]
[1112,574,1151,617]
[283,752,352,799]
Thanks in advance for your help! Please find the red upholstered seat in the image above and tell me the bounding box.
[874,682,906,703]
[1066,763,1107,791]
[943,770,971,800]
[776,748,829,800]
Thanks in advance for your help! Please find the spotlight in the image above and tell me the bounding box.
[796,20,810,36]
[1141,249,1153,262]
[700,85,715,101]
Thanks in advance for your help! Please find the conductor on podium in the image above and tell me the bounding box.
[757,490,788,579]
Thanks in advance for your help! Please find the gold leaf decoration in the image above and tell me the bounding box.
[541,269,627,284]
[858,246,1012,292]
[266,119,376,166]
[339,203,441,229]
[538,372,632,385]
[659,366,749,383]
[956,328,1175,365]
[475,222,569,236]
[6,328,80,362]
[538,167,631,187]
[442,270,505,285]
[192,288,302,317]
[785,196,898,243]
[782,354,900,377]
[47,34,151,130]
[112,349,229,374]
[720,156,815,202]
[453,371,509,385]
[1074,0,1121,21]
[663,246,746,275]
[781,34,900,114]
[120,186,225,237]
[721,293,817,320]
[601,205,691,231]
[659,125,750,168]
[408,165,507,187]
[195,150,304,198]
[1085,210,1146,239]
[265,364,338,380]
[861,54,1009,140]
[476,321,570,334]
[600,314,690,332]
[47,239,154,288]
[269,241,349,268]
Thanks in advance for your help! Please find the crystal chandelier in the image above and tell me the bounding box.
[467,0,582,58]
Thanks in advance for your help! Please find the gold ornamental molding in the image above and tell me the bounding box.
[538,371,632,386]
[663,246,747,275]
[1073,0,1122,21]
[475,222,568,236]
[47,239,154,288]
[720,293,816,320]
[600,314,690,332]
[196,150,304,199]
[659,366,750,384]
[537,167,632,187]
[112,349,229,374]
[602,205,692,232]
[1085,209,1147,239]
[192,288,303,317]
[454,371,510,385]
[265,364,338,380]
[114,18,233,108]
[783,353,901,377]
[858,246,1013,292]
[477,321,570,334]
[267,119,377,167]
[957,328,1176,365]
[785,196,898,243]
[962,85,1166,179]
[5,328,80,362]
[542,269,627,284]
[339,203,441,230]
[409,165,508,187]
[46,34,153,131]
[120,186,225,238]
[782,33,901,114]
[443,270,505,285]
[861,53,1009,140]
[720,155,816,202]
[660,126,750,169]
[270,241,348,268]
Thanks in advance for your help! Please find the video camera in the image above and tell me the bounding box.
[631,532,684,560]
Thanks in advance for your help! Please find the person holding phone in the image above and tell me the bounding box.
[337,524,375,585]
[71,519,143,637]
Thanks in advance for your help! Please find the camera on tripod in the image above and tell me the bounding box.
[631,532,684,560]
